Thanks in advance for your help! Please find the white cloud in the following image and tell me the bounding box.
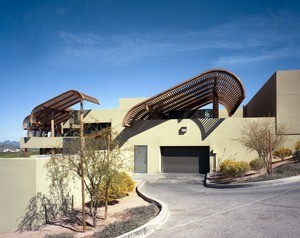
[213,47,300,66]
[52,10,300,67]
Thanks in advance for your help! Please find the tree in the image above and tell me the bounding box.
[237,119,286,173]
[46,127,132,228]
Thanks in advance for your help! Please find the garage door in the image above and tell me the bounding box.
[161,146,209,174]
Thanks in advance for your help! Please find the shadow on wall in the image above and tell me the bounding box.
[17,162,71,232]
[192,118,225,140]
[115,118,225,146]
[114,120,166,147]
[114,118,225,147]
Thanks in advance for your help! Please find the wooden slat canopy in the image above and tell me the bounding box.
[23,90,100,136]
[122,69,245,127]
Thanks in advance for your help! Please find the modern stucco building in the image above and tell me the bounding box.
[20,69,300,174]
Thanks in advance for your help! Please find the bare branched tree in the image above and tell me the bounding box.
[237,119,287,173]
[46,127,132,227]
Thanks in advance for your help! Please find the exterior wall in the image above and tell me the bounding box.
[244,72,277,117]
[283,135,300,153]
[219,108,243,118]
[20,137,63,149]
[276,70,300,135]
[18,69,300,176]
[0,158,36,233]
[117,117,261,174]
[244,69,300,136]
[0,157,81,234]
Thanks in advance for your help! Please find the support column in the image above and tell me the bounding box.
[51,111,55,137]
[80,99,86,232]
[51,119,55,137]
[212,77,219,118]
[60,122,64,135]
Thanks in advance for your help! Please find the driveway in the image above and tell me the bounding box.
[138,174,300,238]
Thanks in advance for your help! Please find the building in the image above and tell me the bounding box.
[20,69,300,174]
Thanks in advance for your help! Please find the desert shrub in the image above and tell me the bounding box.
[100,172,135,202]
[44,233,74,238]
[249,158,265,171]
[295,141,300,151]
[219,159,250,178]
[274,147,292,160]
[95,203,159,238]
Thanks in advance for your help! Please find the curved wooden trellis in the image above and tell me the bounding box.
[122,69,245,127]
[23,90,100,137]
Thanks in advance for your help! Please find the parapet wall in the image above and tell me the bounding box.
[0,157,82,233]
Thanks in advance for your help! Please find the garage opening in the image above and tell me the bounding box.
[161,146,209,174]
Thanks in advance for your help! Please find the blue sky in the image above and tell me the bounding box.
[1,0,300,142]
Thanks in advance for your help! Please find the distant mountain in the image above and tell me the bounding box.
[0,140,20,151]
[1,140,20,147]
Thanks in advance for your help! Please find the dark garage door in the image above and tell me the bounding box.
[161,146,209,174]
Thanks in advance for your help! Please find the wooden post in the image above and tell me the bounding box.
[72,195,74,211]
[104,130,111,220]
[60,122,64,135]
[51,111,55,156]
[212,76,219,118]
[80,99,86,232]
[43,205,48,224]
[269,130,272,174]
[51,119,55,137]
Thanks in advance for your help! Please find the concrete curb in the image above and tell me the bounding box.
[204,173,300,189]
[117,180,169,238]
[75,181,169,238]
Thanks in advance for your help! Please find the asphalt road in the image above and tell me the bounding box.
[139,174,300,238]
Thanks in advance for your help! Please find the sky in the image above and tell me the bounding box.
[0,0,300,142]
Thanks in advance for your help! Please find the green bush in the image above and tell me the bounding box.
[274,147,292,160]
[95,203,159,238]
[249,158,265,171]
[295,141,300,151]
[219,159,250,178]
[100,172,135,202]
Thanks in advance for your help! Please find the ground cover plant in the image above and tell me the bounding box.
[44,233,74,238]
[95,203,159,238]
[239,160,300,182]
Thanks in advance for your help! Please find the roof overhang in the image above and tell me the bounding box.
[122,69,245,127]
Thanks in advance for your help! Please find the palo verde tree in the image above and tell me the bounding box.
[46,127,132,228]
[237,118,287,173]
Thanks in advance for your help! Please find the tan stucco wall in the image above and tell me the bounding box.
[20,137,63,149]
[244,72,277,117]
[0,157,82,234]
[276,70,300,134]
[0,158,36,233]
[116,117,266,174]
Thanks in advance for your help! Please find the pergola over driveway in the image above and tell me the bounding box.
[123,69,245,127]
[23,90,100,137]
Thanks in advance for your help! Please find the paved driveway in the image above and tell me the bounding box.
[138,174,300,238]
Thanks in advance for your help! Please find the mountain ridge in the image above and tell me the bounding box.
[0,140,20,150]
